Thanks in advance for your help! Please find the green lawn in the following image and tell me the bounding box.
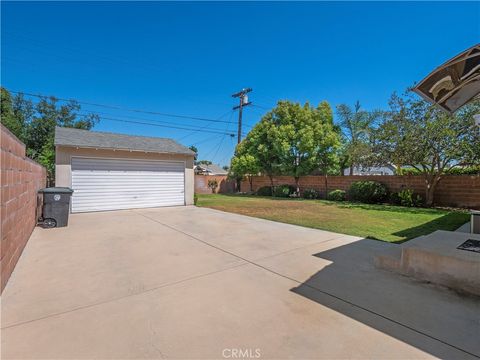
[196,194,469,242]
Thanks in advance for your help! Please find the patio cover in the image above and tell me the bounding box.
[413,44,480,113]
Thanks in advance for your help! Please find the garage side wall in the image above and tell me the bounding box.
[56,146,194,206]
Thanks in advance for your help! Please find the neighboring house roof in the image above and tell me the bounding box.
[195,164,228,175]
[343,165,396,175]
[55,127,195,156]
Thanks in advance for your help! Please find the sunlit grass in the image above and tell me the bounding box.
[197,194,469,242]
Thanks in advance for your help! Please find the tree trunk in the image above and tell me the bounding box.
[236,178,241,193]
[248,176,253,192]
[424,175,441,207]
[349,165,353,176]
[324,174,328,199]
[268,174,274,194]
[294,177,300,195]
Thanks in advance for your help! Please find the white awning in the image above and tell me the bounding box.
[413,44,480,113]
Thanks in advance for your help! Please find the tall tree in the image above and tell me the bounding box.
[1,88,33,141]
[238,116,282,189]
[374,92,480,206]
[273,101,341,193]
[336,101,379,175]
[189,145,198,161]
[238,100,340,194]
[197,160,212,165]
[314,101,341,196]
[0,88,98,182]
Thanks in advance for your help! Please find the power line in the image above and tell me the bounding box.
[10,90,235,125]
[16,97,237,136]
[76,110,234,132]
[81,108,235,125]
[90,115,235,136]
[211,112,235,162]
[178,110,235,141]
[15,95,248,138]
[4,31,245,110]
[190,134,225,146]
[9,90,250,140]
[252,104,271,111]
[203,134,227,161]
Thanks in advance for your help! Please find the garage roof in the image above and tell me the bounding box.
[55,127,195,156]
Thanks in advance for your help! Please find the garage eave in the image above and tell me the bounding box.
[57,144,194,157]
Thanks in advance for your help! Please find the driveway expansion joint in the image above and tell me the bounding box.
[1,262,248,330]
[135,209,479,359]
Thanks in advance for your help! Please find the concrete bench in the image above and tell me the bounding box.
[375,231,480,296]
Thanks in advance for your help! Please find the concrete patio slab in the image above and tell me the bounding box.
[2,263,469,360]
[1,206,478,359]
[1,209,244,327]
[138,206,346,260]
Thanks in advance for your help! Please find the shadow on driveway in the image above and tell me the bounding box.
[291,239,480,359]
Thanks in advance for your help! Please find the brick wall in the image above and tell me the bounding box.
[1,124,46,293]
[195,175,236,194]
[239,175,480,209]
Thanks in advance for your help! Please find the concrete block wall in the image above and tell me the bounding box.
[195,175,236,194]
[240,175,480,209]
[1,124,46,292]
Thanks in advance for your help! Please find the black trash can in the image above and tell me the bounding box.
[38,187,74,228]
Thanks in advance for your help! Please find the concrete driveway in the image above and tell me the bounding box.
[2,206,479,359]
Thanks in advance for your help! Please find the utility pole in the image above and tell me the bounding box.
[232,88,252,144]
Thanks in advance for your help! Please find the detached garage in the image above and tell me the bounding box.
[55,127,195,213]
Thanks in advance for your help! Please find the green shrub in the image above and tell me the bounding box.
[274,184,296,198]
[256,186,273,196]
[348,181,388,204]
[303,188,319,199]
[194,193,198,205]
[396,188,423,207]
[389,191,401,205]
[397,167,421,175]
[447,166,480,175]
[207,178,219,193]
[327,189,346,201]
[398,166,480,176]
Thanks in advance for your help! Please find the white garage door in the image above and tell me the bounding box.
[71,157,185,213]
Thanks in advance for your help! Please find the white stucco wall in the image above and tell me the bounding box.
[55,146,195,207]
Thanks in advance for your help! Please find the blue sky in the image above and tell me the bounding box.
[2,1,479,166]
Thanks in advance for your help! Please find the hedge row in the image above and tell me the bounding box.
[256,181,423,207]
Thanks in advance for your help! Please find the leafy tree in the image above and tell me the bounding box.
[1,88,33,142]
[230,152,260,192]
[1,88,21,138]
[0,88,98,182]
[189,145,198,161]
[237,116,282,189]
[373,92,480,206]
[336,101,380,175]
[237,100,340,194]
[314,101,341,196]
[270,100,340,193]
